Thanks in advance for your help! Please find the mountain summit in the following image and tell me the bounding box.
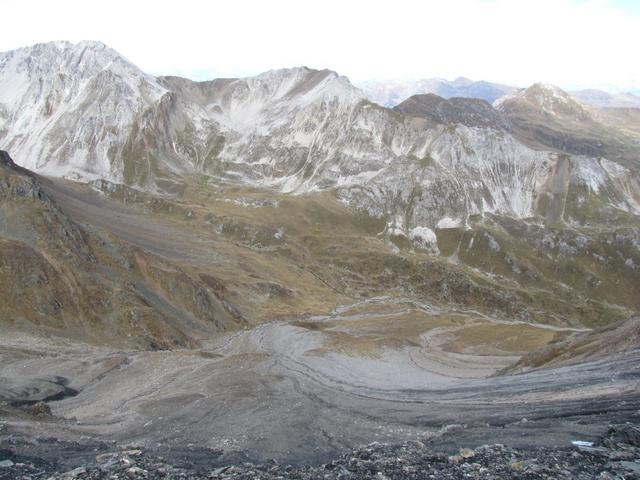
[495,82,591,120]
[496,83,640,167]
[0,42,369,190]
[0,40,169,183]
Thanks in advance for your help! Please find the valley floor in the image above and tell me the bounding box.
[1,302,639,470]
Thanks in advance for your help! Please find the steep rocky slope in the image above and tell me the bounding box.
[507,315,640,372]
[0,150,242,348]
[0,42,181,187]
[495,83,640,169]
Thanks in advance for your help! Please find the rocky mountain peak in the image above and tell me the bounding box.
[0,41,169,182]
[525,82,580,107]
[0,39,163,116]
[0,40,141,82]
[247,66,365,105]
[495,82,590,120]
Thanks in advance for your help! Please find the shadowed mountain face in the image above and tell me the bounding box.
[393,93,511,130]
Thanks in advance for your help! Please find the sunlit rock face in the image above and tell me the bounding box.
[1,41,639,232]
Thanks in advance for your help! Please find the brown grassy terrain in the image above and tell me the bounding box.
[1,147,637,359]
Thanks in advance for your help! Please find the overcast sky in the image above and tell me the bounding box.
[2,0,639,91]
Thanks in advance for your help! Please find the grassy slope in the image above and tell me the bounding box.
[3,146,636,352]
[85,175,637,331]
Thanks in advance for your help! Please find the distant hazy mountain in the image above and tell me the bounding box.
[359,78,640,110]
[358,77,517,107]
[571,89,640,108]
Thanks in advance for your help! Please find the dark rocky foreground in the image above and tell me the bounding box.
[1,424,639,479]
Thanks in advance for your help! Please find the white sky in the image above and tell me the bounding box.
[2,0,639,91]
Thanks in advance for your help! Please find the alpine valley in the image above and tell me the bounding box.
[0,41,639,479]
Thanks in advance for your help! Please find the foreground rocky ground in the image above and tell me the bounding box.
[1,424,639,479]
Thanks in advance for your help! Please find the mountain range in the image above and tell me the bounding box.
[0,40,639,473]
[359,77,640,109]
[358,77,517,107]
[2,41,639,229]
